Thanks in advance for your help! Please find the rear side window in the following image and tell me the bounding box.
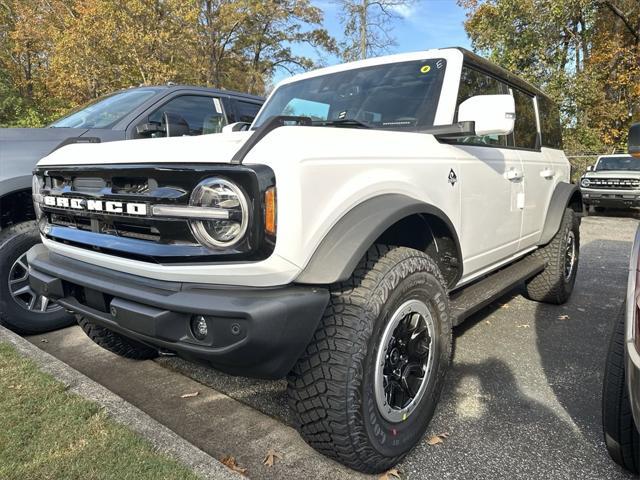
[235,101,262,123]
[538,96,563,149]
[511,89,538,150]
[454,66,510,147]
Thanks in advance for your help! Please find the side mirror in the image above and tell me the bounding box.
[163,112,190,137]
[136,122,165,137]
[587,165,594,172]
[458,94,515,137]
[629,122,640,157]
[222,122,251,133]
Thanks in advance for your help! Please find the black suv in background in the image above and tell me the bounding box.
[0,85,263,334]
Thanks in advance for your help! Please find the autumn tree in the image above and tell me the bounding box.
[0,0,336,125]
[334,0,414,61]
[458,0,640,155]
[197,0,336,94]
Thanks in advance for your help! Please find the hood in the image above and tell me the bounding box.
[1,127,90,184]
[38,131,253,167]
[1,127,90,162]
[583,170,640,180]
[37,125,445,170]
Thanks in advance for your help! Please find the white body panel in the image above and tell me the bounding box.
[36,47,571,289]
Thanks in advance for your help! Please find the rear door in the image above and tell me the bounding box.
[512,90,552,249]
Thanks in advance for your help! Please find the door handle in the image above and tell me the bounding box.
[505,168,523,181]
[540,168,555,179]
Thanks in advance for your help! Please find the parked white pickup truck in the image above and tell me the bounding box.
[27,48,582,473]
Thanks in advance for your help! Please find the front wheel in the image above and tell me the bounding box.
[287,245,452,473]
[0,221,74,334]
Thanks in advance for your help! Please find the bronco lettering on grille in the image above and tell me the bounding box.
[43,195,148,216]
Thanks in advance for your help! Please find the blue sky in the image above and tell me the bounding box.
[274,0,472,83]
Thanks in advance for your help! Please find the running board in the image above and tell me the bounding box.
[449,255,546,326]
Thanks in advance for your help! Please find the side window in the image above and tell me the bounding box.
[454,66,510,147]
[235,101,262,123]
[144,95,226,137]
[538,96,563,149]
[511,89,538,149]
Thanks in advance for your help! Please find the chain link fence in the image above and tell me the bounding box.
[567,155,599,182]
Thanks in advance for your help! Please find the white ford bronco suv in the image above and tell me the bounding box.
[580,153,640,213]
[27,48,582,473]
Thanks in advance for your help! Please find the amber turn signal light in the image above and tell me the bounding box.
[265,187,276,236]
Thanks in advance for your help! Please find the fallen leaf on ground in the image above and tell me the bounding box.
[426,432,449,446]
[40,339,49,343]
[180,392,199,398]
[485,320,491,325]
[379,468,402,480]
[558,314,570,320]
[500,304,510,309]
[517,324,530,328]
[221,455,247,475]
[263,448,282,467]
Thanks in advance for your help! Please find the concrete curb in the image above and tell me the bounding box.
[0,325,240,480]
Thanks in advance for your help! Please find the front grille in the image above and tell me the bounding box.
[585,178,640,190]
[36,164,275,263]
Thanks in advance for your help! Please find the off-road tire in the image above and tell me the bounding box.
[603,303,640,474]
[0,221,74,334]
[78,316,158,360]
[287,245,452,473]
[524,208,579,304]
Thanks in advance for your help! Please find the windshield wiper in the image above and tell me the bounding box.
[312,119,371,129]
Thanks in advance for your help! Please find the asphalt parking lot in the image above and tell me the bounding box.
[29,213,639,479]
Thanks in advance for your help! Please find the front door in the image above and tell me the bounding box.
[456,144,524,278]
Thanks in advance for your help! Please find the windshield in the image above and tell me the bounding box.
[253,58,447,131]
[596,155,640,171]
[50,88,159,129]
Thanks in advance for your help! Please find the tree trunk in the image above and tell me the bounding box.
[360,0,367,59]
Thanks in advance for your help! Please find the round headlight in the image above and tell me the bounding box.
[189,178,249,248]
[581,178,591,188]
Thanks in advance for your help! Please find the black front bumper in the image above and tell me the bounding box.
[27,245,329,378]
[581,191,640,208]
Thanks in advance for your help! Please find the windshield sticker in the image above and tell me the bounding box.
[420,65,431,74]
[436,60,444,69]
[338,110,347,119]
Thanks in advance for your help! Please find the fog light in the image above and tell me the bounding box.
[191,315,208,340]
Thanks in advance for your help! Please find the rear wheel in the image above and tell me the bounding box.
[0,221,73,334]
[78,316,158,360]
[602,304,640,474]
[287,245,452,473]
[524,208,579,304]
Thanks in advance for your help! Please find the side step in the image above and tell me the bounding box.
[449,255,546,326]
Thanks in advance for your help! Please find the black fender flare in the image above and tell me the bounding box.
[538,182,582,245]
[295,193,462,285]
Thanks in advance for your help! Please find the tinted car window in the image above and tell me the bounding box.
[454,66,510,147]
[147,95,226,137]
[538,96,563,149]
[512,89,538,150]
[235,101,262,123]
